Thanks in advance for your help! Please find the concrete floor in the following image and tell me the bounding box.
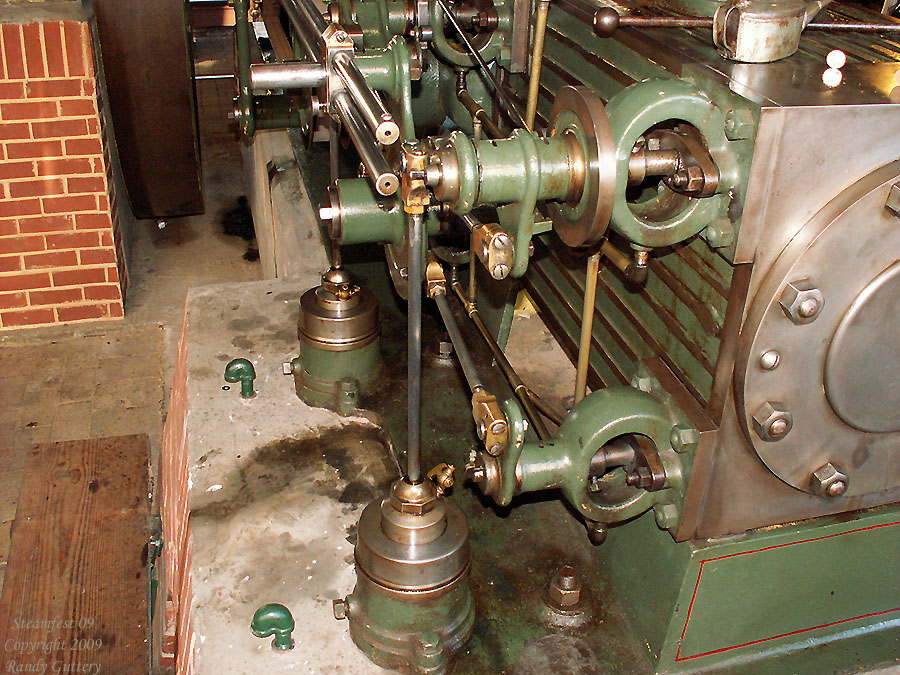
[0,29,261,591]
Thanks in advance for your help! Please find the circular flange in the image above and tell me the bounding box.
[735,161,900,496]
[547,86,616,248]
[825,260,900,433]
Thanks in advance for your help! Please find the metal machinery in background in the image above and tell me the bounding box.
[234,0,900,670]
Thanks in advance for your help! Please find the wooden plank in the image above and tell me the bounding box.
[0,435,150,674]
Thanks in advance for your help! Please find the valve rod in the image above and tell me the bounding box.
[407,213,425,483]
[331,92,399,196]
[434,290,484,394]
[332,52,400,145]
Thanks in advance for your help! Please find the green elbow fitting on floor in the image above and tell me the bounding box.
[225,358,256,398]
[251,603,295,651]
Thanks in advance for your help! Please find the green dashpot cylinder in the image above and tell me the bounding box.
[336,479,474,674]
[293,268,382,413]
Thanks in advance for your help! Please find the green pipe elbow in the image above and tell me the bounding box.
[251,603,295,651]
[225,358,257,399]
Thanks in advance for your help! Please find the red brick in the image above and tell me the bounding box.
[0,82,25,99]
[77,247,115,265]
[106,266,119,282]
[58,99,95,117]
[97,194,109,211]
[108,301,124,318]
[8,178,65,199]
[0,271,50,291]
[36,158,91,176]
[31,119,88,139]
[100,230,113,246]
[17,215,73,234]
[6,140,62,160]
[62,22,86,77]
[84,283,121,301]
[42,195,96,214]
[46,230,100,250]
[27,80,81,100]
[0,256,22,273]
[0,235,45,254]
[24,250,78,269]
[0,122,30,140]
[0,100,57,121]
[1,25,24,80]
[1,307,55,327]
[86,117,100,135]
[29,287,82,305]
[0,221,17,236]
[22,24,45,79]
[0,161,35,180]
[82,79,95,97]
[66,176,105,194]
[73,213,110,230]
[64,138,102,156]
[0,292,26,310]
[90,157,102,173]
[52,267,105,286]
[42,23,66,78]
[0,199,41,218]
[57,303,107,322]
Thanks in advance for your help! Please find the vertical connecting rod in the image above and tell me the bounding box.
[406,213,425,483]
[574,251,601,403]
[525,0,551,131]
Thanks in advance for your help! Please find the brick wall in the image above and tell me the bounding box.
[0,20,127,329]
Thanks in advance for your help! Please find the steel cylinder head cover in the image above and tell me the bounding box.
[336,479,474,673]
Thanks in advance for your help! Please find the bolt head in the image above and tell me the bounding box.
[758,350,781,371]
[683,165,705,193]
[751,401,793,441]
[332,598,348,620]
[779,279,824,324]
[811,462,849,498]
[282,362,293,376]
[493,233,511,250]
[669,425,697,453]
[886,182,900,217]
[654,503,679,531]
[490,420,507,435]
[548,566,582,607]
[476,420,486,440]
[491,264,510,279]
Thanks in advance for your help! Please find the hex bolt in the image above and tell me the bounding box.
[654,503,679,531]
[669,425,697,453]
[758,350,781,371]
[779,279,824,325]
[751,401,793,441]
[438,340,454,359]
[811,462,849,498]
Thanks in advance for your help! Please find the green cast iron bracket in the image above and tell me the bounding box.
[251,603,295,651]
[225,358,257,398]
[429,0,511,67]
[605,78,734,248]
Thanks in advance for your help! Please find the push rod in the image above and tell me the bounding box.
[457,86,503,139]
[451,282,551,440]
[332,52,400,145]
[435,0,527,129]
[250,62,326,92]
[434,290,484,393]
[574,252,600,404]
[331,92,399,196]
[407,213,426,483]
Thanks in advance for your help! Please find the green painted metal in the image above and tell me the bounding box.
[224,358,257,398]
[600,505,900,674]
[344,573,475,674]
[340,0,411,48]
[250,603,296,651]
[332,178,440,246]
[428,0,511,68]
[293,340,381,414]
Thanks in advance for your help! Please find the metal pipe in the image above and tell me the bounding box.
[234,0,255,135]
[457,87,503,139]
[407,213,425,483]
[525,0,550,131]
[250,62,326,92]
[574,251,600,404]
[526,388,565,426]
[451,282,551,440]
[280,0,327,57]
[332,52,400,145]
[435,0,527,129]
[434,291,484,393]
[331,92,399,196]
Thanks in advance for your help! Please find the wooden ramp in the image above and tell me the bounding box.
[0,435,150,673]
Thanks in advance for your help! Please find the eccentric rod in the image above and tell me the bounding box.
[451,282,551,440]
[435,0,527,129]
[332,52,400,145]
[331,92,399,196]
[407,213,426,483]
[434,290,484,393]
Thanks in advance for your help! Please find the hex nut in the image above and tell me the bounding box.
[704,219,734,248]
[779,279,824,324]
[811,462,849,498]
[670,425,698,453]
[724,108,754,141]
[654,503,679,530]
[751,401,793,441]
[548,566,581,607]
[684,165,705,193]
[886,182,900,218]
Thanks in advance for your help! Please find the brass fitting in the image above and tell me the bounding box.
[472,390,509,456]
[428,463,456,496]
[401,142,430,215]
[471,222,514,280]
[425,253,447,298]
